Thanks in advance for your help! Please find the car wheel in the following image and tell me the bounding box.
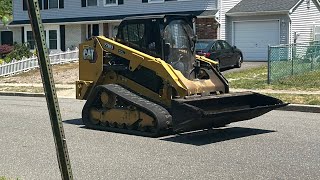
[235,55,242,68]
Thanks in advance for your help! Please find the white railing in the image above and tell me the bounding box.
[0,48,79,77]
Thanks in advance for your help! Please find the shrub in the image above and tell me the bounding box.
[0,44,14,58]
[0,58,4,64]
[4,43,33,63]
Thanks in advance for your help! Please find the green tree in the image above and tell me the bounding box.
[0,0,12,25]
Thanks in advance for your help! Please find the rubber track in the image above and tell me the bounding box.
[82,84,173,137]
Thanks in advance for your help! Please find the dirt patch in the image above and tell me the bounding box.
[0,62,79,84]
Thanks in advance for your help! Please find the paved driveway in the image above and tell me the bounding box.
[221,61,267,74]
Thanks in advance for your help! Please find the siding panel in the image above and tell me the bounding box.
[65,24,83,49]
[290,0,320,43]
[11,27,22,44]
[13,0,217,22]
[219,0,242,40]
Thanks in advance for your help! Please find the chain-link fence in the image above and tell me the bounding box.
[268,41,320,83]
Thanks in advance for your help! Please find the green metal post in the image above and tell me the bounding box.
[26,0,73,179]
[267,45,271,84]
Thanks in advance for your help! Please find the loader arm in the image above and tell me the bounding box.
[77,36,228,106]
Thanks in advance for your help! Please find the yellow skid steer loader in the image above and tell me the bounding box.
[76,15,287,137]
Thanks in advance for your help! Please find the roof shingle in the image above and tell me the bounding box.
[227,0,301,14]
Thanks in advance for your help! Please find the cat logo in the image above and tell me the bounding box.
[82,47,96,63]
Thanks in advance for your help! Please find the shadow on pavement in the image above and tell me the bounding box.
[63,118,83,126]
[160,127,275,146]
[63,119,275,145]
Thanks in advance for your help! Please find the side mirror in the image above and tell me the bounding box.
[233,46,237,49]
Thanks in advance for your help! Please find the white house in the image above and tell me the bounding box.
[9,0,320,61]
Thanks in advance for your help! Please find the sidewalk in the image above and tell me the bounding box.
[0,83,319,113]
[0,83,75,98]
[0,83,74,88]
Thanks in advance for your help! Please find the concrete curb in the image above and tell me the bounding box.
[1,91,319,113]
[0,91,45,97]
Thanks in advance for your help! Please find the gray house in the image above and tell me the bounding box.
[9,0,320,61]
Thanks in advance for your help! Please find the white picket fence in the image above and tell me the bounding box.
[0,48,79,77]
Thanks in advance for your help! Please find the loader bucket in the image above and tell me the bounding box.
[171,92,287,133]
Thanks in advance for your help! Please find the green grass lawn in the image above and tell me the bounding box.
[224,65,320,91]
[269,60,320,82]
[224,65,320,105]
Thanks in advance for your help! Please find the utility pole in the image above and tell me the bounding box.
[26,0,73,179]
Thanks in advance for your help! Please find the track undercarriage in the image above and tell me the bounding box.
[82,84,173,137]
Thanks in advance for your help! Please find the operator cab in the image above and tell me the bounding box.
[116,14,197,77]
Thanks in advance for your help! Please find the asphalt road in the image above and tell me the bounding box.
[0,96,319,180]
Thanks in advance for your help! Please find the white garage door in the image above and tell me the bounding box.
[234,20,280,61]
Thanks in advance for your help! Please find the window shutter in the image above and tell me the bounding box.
[44,0,48,9]
[59,0,64,8]
[23,0,27,11]
[118,0,124,5]
[142,0,148,3]
[81,0,86,7]
[93,24,99,36]
[39,0,42,10]
[60,25,66,51]
[21,27,25,43]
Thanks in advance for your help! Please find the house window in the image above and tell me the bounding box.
[49,30,58,49]
[87,24,100,38]
[23,0,44,10]
[49,0,58,8]
[105,0,118,6]
[25,26,59,50]
[27,31,36,49]
[87,0,97,6]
